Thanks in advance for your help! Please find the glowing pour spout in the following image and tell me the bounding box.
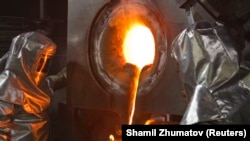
[123,24,155,125]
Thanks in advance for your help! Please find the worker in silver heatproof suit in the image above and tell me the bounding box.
[171,21,250,125]
[0,31,56,141]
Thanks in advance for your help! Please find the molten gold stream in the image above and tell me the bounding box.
[123,23,155,125]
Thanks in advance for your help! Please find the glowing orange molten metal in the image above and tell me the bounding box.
[123,24,155,70]
[123,23,155,125]
[109,134,115,141]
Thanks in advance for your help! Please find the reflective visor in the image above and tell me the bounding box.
[36,55,52,73]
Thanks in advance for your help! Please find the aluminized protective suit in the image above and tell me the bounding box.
[0,31,56,140]
[171,21,250,124]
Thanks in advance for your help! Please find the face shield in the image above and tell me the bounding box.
[30,45,55,85]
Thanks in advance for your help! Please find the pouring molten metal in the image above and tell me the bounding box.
[123,23,155,125]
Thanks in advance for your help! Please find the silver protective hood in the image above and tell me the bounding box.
[0,31,56,114]
[171,21,250,124]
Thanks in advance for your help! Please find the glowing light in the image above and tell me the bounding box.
[109,134,115,141]
[123,24,155,70]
